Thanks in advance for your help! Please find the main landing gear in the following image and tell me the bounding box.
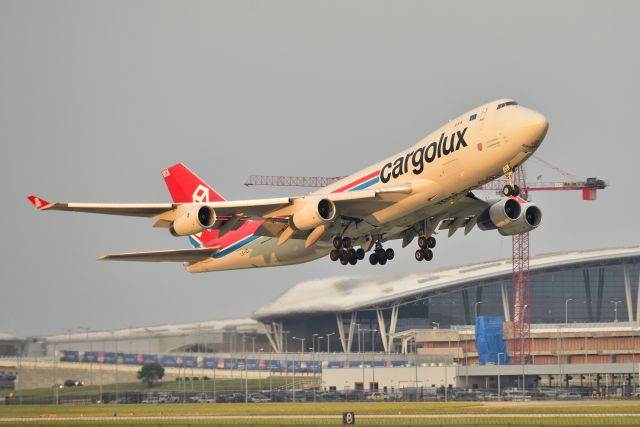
[368,240,394,266]
[415,235,436,262]
[329,236,365,266]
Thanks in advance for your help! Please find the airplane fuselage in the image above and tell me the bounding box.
[185,99,548,272]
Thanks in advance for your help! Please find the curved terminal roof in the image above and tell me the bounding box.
[254,246,640,320]
[41,318,260,343]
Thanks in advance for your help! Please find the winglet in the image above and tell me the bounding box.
[27,195,53,210]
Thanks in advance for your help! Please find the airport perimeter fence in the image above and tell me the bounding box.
[4,385,640,405]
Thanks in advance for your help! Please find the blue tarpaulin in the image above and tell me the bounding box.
[475,316,509,365]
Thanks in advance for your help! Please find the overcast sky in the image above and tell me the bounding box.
[1,1,638,337]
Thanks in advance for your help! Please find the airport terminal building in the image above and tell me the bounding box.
[255,246,640,357]
[3,246,639,393]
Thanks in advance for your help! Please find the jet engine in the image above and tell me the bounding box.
[291,197,337,230]
[476,198,522,231]
[169,205,216,236]
[496,202,542,236]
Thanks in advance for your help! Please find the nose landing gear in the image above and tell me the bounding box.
[502,167,521,197]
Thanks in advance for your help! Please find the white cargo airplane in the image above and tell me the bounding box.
[29,99,548,272]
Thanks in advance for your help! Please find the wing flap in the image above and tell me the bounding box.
[98,247,220,262]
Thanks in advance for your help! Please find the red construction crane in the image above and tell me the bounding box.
[244,157,608,363]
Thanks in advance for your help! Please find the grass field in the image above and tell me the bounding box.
[0,377,314,400]
[2,402,640,426]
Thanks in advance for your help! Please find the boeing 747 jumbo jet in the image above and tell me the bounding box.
[29,99,548,272]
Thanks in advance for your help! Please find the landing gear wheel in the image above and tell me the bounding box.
[356,248,365,260]
[415,249,425,261]
[340,257,349,265]
[385,248,395,260]
[376,249,387,264]
[378,256,387,265]
[339,250,348,263]
[513,185,520,196]
[418,236,428,249]
[348,256,358,266]
[329,249,339,261]
[342,236,352,249]
[502,185,515,197]
[332,236,343,249]
[369,253,378,265]
[426,236,436,249]
[423,249,433,261]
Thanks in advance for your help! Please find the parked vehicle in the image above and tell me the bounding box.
[157,392,180,403]
[557,392,582,400]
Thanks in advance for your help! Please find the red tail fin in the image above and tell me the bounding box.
[162,163,225,203]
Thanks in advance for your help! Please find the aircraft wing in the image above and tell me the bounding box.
[98,247,220,262]
[27,195,292,222]
[27,182,418,223]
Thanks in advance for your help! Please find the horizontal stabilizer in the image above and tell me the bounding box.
[98,247,220,262]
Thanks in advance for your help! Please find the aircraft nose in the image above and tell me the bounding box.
[527,110,549,141]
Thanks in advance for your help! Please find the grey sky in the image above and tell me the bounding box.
[1,1,638,336]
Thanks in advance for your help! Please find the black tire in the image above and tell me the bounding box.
[415,249,425,261]
[340,257,349,265]
[424,249,433,261]
[378,256,387,265]
[385,248,395,260]
[348,249,357,262]
[418,236,428,249]
[333,236,342,249]
[339,250,348,262]
[329,249,339,261]
[342,236,352,248]
[369,253,378,265]
[356,248,365,260]
[377,250,387,263]
[502,185,514,197]
[513,185,520,196]
[426,236,436,249]
[348,256,357,265]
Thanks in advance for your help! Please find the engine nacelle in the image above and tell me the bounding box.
[169,205,216,237]
[497,202,542,236]
[477,198,522,231]
[291,197,336,230]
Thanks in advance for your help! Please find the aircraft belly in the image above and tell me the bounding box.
[185,237,327,273]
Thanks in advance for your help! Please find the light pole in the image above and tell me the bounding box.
[497,352,504,400]
[317,336,324,353]
[312,334,318,353]
[292,337,305,353]
[474,301,483,320]
[565,298,573,325]
[326,332,335,352]
[611,300,622,322]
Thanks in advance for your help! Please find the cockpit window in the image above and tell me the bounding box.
[497,101,519,110]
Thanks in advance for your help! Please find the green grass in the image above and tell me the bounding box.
[0,416,640,426]
[1,402,640,418]
[0,376,315,400]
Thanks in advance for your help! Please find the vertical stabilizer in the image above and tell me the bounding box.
[162,163,225,203]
